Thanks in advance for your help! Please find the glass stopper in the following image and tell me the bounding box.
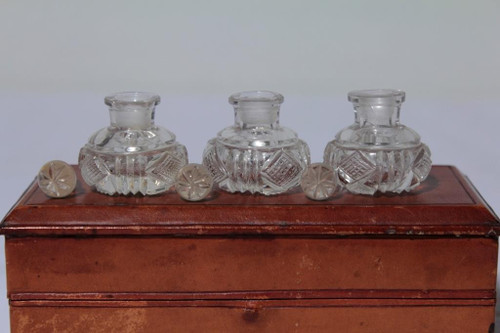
[38,160,77,198]
[175,164,213,201]
[300,163,339,201]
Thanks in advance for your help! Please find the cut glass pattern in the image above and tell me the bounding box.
[202,91,310,195]
[79,92,188,195]
[337,151,376,183]
[261,150,302,188]
[324,89,432,195]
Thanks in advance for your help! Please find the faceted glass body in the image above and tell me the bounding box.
[203,91,310,195]
[79,92,188,195]
[324,89,431,195]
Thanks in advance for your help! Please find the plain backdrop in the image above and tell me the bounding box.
[1,1,499,331]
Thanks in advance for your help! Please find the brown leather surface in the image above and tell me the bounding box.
[1,166,499,236]
[6,237,496,293]
[2,165,498,332]
[10,305,494,333]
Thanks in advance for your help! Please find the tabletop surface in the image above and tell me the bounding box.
[1,165,498,237]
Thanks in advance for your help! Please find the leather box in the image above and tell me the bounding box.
[1,165,499,332]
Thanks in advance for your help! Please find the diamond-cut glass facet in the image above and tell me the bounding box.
[338,151,376,182]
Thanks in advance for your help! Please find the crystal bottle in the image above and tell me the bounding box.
[324,89,431,195]
[79,92,188,195]
[203,91,310,195]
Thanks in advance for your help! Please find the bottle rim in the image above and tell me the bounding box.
[229,90,284,105]
[105,91,161,107]
[348,89,405,105]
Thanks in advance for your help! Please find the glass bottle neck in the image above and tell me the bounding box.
[355,105,401,127]
[110,105,155,130]
[234,103,280,129]
[348,89,404,127]
[106,92,159,130]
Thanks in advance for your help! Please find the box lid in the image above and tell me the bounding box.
[1,165,498,237]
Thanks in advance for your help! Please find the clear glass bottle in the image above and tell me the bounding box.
[79,92,188,195]
[324,89,431,195]
[203,90,310,195]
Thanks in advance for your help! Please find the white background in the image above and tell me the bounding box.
[1,1,499,331]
